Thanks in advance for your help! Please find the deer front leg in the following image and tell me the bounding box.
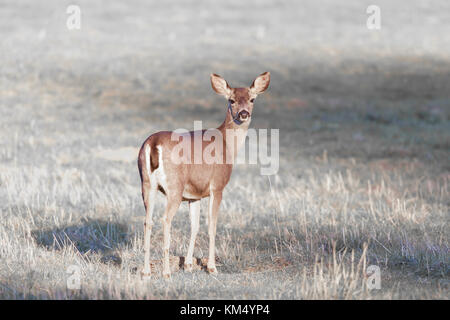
[185,200,200,272]
[207,190,222,274]
[162,195,182,279]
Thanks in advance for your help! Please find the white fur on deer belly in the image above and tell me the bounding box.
[182,188,200,200]
[153,145,168,191]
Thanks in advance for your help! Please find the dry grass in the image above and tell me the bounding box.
[0,0,449,299]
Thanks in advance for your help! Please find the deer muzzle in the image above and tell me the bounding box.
[238,110,250,122]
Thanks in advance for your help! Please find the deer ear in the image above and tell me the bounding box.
[210,73,231,98]
[250,72,270,94]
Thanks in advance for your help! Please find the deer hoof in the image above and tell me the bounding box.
[184,263,193,273]
[207,266,218,275]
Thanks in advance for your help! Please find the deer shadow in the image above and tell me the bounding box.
[31,219,130,267]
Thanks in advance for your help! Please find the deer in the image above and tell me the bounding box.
[137,72,270,279]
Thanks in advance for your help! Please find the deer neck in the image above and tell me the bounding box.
[217,109,249,160]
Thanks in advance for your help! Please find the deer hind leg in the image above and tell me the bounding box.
[162,193,182,279]
[140,145,157,279]
[185,199,200,272]
[141,181,156,279]
[207,190,222,274]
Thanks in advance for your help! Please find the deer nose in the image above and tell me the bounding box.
[238,110,250,121]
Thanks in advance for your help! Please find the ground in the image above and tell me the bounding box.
[0,0,448,299]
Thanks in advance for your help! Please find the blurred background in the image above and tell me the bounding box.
[1,0,449,170]
[0,0,448,299]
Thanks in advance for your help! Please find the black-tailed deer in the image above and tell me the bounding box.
[137,72,270,279]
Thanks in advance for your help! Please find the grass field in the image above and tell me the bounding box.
[0,0,449,299]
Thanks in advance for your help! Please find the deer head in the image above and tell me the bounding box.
[210,72,270,125]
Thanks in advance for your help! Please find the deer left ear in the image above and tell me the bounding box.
[250,72,270,94]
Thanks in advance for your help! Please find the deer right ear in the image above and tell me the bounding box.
[210,74,231,98]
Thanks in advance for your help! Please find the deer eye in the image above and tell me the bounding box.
[229,99,235,104]
[250,98,255,103]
